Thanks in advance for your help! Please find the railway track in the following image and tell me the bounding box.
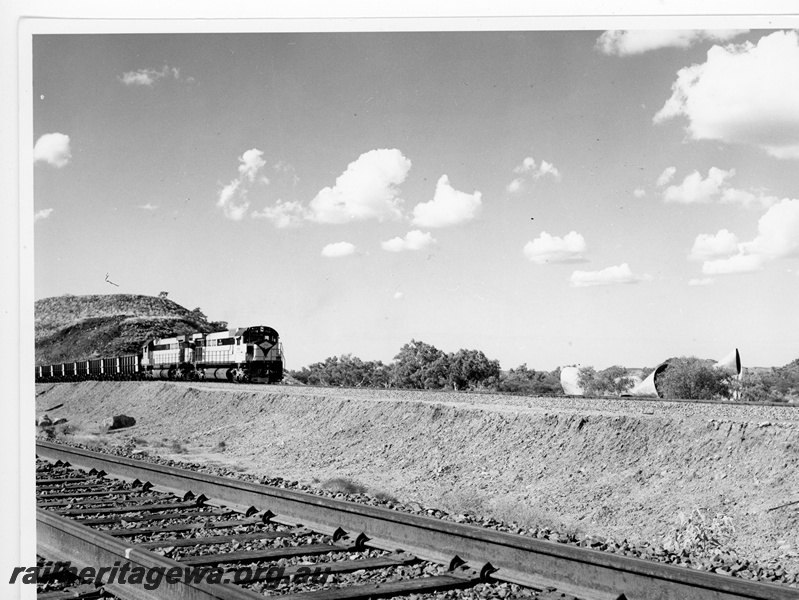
[272,382,796,408]
[35,441,798,600]
[36,379,797,407]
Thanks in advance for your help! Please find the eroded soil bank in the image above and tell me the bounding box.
[34,381,799,570]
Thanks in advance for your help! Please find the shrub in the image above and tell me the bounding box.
[291,354,392,388]
[739,361,799,402]
[321,477,368,495]
[446,348,501,390]
[391,341,501,390]
[373,490,400,503]
[577,365,635,396]
[657,357,732,400]
[498,364,562,395]
[392,340,449,389]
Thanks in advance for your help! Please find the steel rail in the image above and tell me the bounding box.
[36,441,799,600]
[37,508,269,600]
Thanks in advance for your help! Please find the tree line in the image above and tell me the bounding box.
[289,339,561,394]
[289,340,799,402]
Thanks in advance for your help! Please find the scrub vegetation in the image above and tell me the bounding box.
[291,348,799,402]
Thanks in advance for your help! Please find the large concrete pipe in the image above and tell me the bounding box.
[627,362,670,397]
[560,366,584,396]
[714,348,742,378]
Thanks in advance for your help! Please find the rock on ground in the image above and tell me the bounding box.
[101,414,136,430]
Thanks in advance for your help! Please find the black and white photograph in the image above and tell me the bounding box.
[4,3,799,600]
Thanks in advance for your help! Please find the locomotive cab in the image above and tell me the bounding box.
[241,326,281,360]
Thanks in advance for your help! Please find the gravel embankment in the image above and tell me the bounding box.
[39,436,799,589]
[34,381,799,585]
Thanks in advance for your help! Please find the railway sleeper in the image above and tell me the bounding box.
[36,447,798,600]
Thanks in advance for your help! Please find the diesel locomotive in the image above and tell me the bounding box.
[36,326,284,384]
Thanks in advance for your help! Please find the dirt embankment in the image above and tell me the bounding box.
[35,381,799,571]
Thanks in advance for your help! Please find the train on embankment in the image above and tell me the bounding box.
[35,326,284,384]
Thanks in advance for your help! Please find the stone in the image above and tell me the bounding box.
[102,414,136,430]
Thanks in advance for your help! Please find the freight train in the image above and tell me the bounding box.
[35,326,284,384]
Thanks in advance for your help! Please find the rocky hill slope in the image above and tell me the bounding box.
[35,294,224,365]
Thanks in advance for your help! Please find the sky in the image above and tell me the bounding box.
[30,25,799,371]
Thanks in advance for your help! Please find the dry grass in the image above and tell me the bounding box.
[438,490,583,538]
[169,440,187,454]
[82,439,109,452]
[54,422,76,437]
[372,490,400,503]
[662,507,735,556]
[321,477,368,495]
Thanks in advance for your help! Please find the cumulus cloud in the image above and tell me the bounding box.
[689,229,739,261]
[537,160,561,180]
[393,291,403,300]
[34,208,53,221]
[506,178,524,193]
[119,64,184,86]
[688,277,715,286]
[514,157,537,174]
[412,175,482,228]
[662,167,734,204]
[633,188,646,199]
[33,133,71,168]
[238,149,266,182]
[656,166,676,187]
[507,156,561,192]
[216,148,268,221]
[702,254,764,275]
[523,231,587,264]
[697,198,799,274]
[321,242,356,258]
[569,263,651,287]
[741,198,799,260]
[217,180,248,221]
[654,30,799,159]
[597,29,746,56]
[251,200,306,228]
[719,188,779,210]
[308,149,410,224]
[658,167,779,209]
[139,203,158,211]
[381,230,436,252]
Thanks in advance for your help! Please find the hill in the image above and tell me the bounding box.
[35,294,225,365]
